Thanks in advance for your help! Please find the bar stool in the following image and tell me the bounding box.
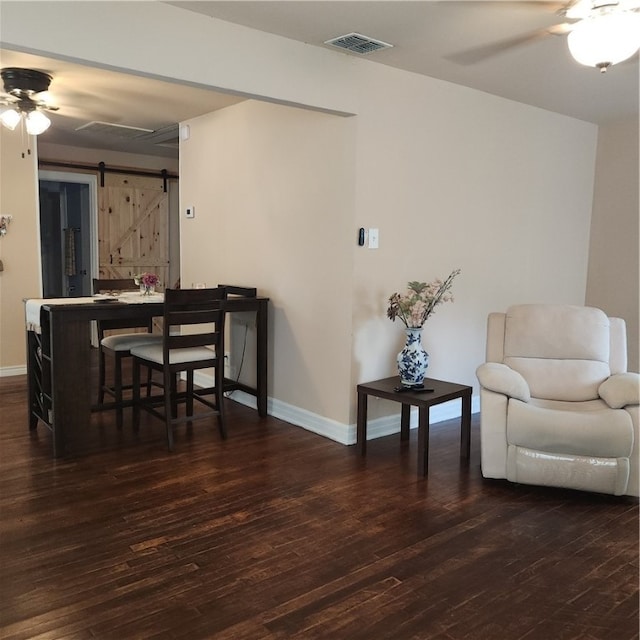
[93,278,162,428]
[131,287,226,451]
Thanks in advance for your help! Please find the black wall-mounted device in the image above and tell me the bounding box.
[358,227,365,246]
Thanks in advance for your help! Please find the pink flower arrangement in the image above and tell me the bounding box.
[134,272,159,288]
[387,269,461,328]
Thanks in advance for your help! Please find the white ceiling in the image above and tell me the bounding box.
[0,49,245,159]
[173,0,638,124]
[2,1,638,158]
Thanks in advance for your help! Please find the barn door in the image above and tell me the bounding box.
[98,173,169,288]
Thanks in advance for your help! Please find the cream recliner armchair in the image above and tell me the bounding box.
[477,304,639,497]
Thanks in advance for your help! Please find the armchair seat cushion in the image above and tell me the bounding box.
[507,399,634,459]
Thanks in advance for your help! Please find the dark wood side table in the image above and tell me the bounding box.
[356,376,473,476]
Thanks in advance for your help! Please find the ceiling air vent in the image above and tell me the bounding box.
[136,124,179,149]
[75,121,154,139]
[324,32,393,55]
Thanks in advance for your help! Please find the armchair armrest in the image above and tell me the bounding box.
[599,373,640,409]
[476,362,531,402]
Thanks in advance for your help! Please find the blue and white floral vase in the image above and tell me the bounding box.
[397,327,429,387]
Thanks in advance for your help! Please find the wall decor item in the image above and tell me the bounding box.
[0,215,13,236]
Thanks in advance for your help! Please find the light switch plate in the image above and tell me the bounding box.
[368,228,379,249]
[185,206,195,219]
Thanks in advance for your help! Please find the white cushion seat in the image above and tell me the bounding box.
[92,277,161,431]
[101,332,163,351]
[507,399,633,459]
[130,343,216,365]
[131,287,226,452]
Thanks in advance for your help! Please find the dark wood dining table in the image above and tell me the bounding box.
[25,291,269,457]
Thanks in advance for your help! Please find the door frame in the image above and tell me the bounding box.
[37,170,99,294]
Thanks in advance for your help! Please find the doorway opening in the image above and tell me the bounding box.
[38,171,98,297]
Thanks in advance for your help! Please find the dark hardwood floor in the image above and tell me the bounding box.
[1,369,638,640]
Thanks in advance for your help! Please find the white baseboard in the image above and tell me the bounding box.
[235,390,480,445]
[0,365,27,377]
[194,370,480,446]
[1,367,478,439]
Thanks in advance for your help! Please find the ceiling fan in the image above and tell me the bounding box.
[449,0,640,72]
[0,67,60,135]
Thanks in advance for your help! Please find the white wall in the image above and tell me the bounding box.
[0,129,41,372]
[180,101,356,431]
[179,62,597,440]
[1,1,357,117]
[350,62,597,425]
[1,2,608,444]
[586,116,639,372]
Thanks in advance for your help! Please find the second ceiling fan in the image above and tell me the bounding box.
[449,0,640,72]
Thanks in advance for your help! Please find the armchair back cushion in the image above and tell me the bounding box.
[501,305,611,401]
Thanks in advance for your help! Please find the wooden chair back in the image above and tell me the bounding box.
[162,288,226,360]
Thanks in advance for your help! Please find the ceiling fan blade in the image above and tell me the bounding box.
[451,1,570,11]
[30,96,60,111]
[446,23,571,65]
[548,22,574,35]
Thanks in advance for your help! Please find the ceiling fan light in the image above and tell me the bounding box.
[25,110,51,135]
[568,12,640,70]
[0,108,21,130]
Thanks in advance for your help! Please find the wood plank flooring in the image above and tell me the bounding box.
[0,372,638,640]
